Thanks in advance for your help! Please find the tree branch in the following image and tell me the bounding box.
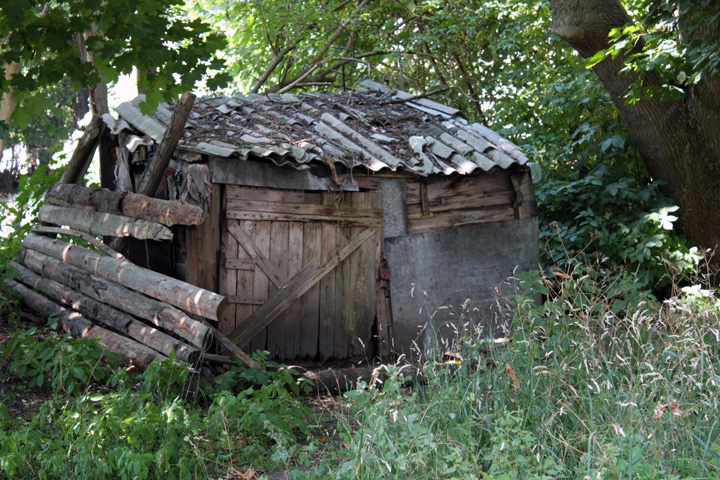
[276,0,372,94]
[379,86,451,104]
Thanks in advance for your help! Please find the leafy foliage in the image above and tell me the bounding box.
[0,161,63,317]
[0,0,230,125]
[0,351,315,479]
[2,328,120,395]
[537,165,700,288]
[588,0,720,104]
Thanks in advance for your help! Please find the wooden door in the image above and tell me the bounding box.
[219,185,382,360]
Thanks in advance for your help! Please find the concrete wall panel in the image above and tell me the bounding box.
[385,217,538,356]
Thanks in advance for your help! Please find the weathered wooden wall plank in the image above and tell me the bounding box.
[318,213,337,360]
[267,221,289,358]
[235,221,256,348]
[250,220,271,352]
[333,224,348,359]
[226,209,381,226]
[407,206,515,234]
[186,183,222,293]
[285,221,304,358]
[219,217,238,335]
[226,198,382,218]
[300,222,321,357]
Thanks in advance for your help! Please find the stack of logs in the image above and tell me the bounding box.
[7,182,226,369]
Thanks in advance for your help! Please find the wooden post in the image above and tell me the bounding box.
[60,115,104,184]
[138,92,195,197]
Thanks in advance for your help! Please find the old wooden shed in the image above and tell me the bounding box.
[105,80,539,362]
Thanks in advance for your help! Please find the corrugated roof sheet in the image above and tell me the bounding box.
[110,80,528,177]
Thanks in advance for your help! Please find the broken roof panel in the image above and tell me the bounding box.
[110,81,529,177]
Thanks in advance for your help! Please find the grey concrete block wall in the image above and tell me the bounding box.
[380,179,408,238]
[385,217,539,357]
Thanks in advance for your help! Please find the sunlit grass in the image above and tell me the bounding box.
[297,266,720,479]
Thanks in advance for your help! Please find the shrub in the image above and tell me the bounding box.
[2,328,120,395]
[536,165,701,289]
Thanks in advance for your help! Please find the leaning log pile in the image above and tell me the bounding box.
[8,182,226,369]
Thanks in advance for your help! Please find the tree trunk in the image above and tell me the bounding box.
[549,0,720,280]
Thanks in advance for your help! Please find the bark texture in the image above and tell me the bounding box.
[550,0,720,278]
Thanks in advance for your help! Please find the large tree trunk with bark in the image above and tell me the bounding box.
[549,0,720,280]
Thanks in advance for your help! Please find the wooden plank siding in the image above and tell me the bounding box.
[404,169,521,235]
[219,185,382,361]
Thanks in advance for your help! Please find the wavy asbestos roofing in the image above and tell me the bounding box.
[111,80,528,177]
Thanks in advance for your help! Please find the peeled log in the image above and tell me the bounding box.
[6,278,162,369]
[45,182,204,226]
[18,248,213,348]
[38,204,173,241]
[22,235,227,321]
[30,226,124,258]
[11,261,201,364]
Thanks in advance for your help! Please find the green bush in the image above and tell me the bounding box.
[536,165,701,289]
[2,328,120,395]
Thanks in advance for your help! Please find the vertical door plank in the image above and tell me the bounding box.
[318,219,337,360]
[332,193,350,359]
[300,222,321,358]
[234,220,256,329]
[219,219,238,335]
[249,220,271,353]
[283,221,304,359]
[267,221,289,358]
[350,192,378,357]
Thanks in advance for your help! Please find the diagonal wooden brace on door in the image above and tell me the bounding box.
[228,222,286,289]
[227,228,376,345]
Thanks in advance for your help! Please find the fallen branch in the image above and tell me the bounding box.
[211,327,262,370]
[379,86,452,105]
